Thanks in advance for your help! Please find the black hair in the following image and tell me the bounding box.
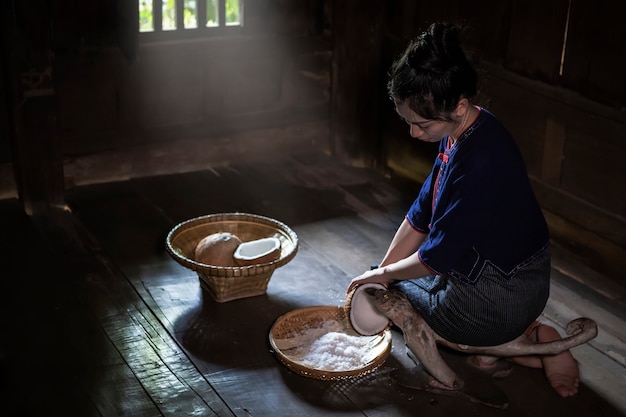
[387,23,477,121]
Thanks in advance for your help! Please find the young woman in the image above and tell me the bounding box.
[348,22,579,397]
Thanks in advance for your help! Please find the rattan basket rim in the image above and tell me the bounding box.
[165,212,298,275]
[269,305,392,380]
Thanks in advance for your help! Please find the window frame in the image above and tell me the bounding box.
[139,0,244,42]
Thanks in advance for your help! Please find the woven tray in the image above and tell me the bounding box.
[269,306,392,380]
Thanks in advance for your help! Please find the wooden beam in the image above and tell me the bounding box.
[330,0,385,167]
[14,92,66,215]
[541,118,566,185]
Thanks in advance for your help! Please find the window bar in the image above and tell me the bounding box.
[237,0,243,26]
[176,0,185,29]
[154,0,163,32]
[198,0,207,28]
[218,0,226,27]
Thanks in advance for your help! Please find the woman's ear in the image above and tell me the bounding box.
[454,98,470,117]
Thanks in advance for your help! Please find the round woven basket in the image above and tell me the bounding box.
[269,306,392,380]
[166,212,298,302]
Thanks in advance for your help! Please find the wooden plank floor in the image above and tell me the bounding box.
[1,152,624,416]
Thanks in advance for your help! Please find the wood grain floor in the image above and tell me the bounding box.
[0,152,623,416]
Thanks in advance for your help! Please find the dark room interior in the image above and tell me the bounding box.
[1,1,625,416]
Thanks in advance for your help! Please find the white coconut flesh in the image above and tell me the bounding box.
[233,237,281,265]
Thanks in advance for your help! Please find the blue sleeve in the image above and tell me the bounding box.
[405,170,435,234]
[406,142,445,234]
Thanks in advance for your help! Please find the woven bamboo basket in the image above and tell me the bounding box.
[166,212,298,302]
[269,306,392,380]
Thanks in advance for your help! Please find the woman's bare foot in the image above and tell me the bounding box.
[536,324,580,397]
[512,323,580,397]
[468,355,514,378]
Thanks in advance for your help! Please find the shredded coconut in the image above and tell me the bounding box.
[288,319,379,372]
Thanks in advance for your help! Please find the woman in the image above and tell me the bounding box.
[347,22,579,397]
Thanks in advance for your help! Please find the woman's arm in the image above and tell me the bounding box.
[347,218,430,292]
[379,218,427,267]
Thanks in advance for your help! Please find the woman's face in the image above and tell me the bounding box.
[394,101,452,143]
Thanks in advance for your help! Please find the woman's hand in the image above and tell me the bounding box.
[347,268,394,293]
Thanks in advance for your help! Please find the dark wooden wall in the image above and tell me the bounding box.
[1,0,624,287]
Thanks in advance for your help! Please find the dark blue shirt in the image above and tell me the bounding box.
[407,108,549,284]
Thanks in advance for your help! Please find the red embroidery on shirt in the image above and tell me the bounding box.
[431,138,453,213]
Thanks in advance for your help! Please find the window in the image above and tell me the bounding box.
[139,0,243,33]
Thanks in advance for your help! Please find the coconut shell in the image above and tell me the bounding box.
[194,232,242,266]
[345,283,390,336]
